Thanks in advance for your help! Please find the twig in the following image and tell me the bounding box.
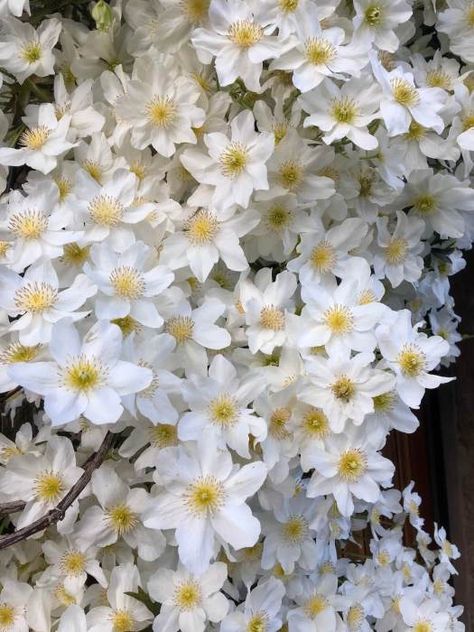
[0,501,26,517]
[0,431,114,550]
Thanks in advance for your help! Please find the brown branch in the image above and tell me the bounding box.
[0,501,26,517]
[0,431,114,550]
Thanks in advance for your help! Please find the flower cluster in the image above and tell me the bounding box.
[0,0,470,630]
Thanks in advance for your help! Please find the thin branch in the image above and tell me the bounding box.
[0,501,26,517]
[0,431,114,550]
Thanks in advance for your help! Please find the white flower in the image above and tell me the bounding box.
[399,593,450,632]
[192,0,281,92]
[0,103,74,174]
[376,309,453,408]
[0,17,60,82]
[84,241,173,327]
[53,75,105,140]
[58,606,87,632]
[220,577,285,632]
[287,574,342,632]
[116,56,205,157]
[352,0,412,52]
[181,110,275,210]
[438,0,474,63]
[143,439,267,573]
[299,77,380,150]
[148,562,229,632]
[0,261,95,344]
[306,425,395,517]
[0,580,33,632]
[7,319,153,425]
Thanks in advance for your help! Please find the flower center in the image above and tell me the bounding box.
[331,375,356,402]
[270,407,292,439]
[82,160,103,183]
[391,78,419,106]
[112,315,140,336]
[413,622,432,632]
[373,391,395,412]
[259,305,285,331]
[358,289,376,305]
[266,205,292,230]
[338,449,368,481]
[0,342,41,364]
[9,210,48,239]
[220,142,249,178]
[377,550,391,566]
[227,20,263,48]
[174,581,201,610]
[166,316,194,343]
[21,41,42,63]
[146,96,177,128]
[273,122,288,144]
[56,176,73,200]
[323,305,354,335]
[64,355,106,392]
[20,126,51,150]
[462,112,474,130]
[310,240,336,272]
[364,4,383,26]
[413,194,436,214]
[304,594,328,618]
[302,408,329,438]
[278,160,303,190]
[209,394,239,427]
[181,0,210,21]
[305,37,336,65]
[60,550,87,576]
[184,475,225,516]
[0,604,15,629]
[405,120,425,140]
[384,237,408,264]
[397,344,426,377]
[149,424,178,448]
[110,266,145,299]
[14,282,58,313]
[466,4,474,27]
[347,604,365,630]
[111,609,134,632]
[54,584,76,606]
[185,210,219,244]
[282,515,308,543]
[106,503,139,535]
[62,243,90,266]
[331,97,358,124]
[426,69,452,90]
[247,613,268,632]
[279,0,298,12]
[34,470,64,503]
[89,194,124,226]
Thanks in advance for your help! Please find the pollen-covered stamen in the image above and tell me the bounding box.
[304,594,328,618]
[331,375,356,403]
[60,550,87,576]
[373,391,395,412]
[391,78,420,107]
[397,344,426,377]
[209,393,239,427]
[337,449,368,482]
[384,237,408,264]
[149,424,178,448]
[219,142,249,178]
[0,603,16,629]
[278,160,303,190]
[247,612,269,632]
[358,289,376,305]
[426,69,452,90]
[166,316,194,343]
[88,194,124,226]
[405,120,425,141]
[302,407,329,438]
[347,604,365,630]
[310,240,337,272]
[259,305,285,331]
[180,0,210,21]
[185,210,219,244]
[304,37,336,65]
[54,584,76,606]
[331,97,358,124]
[109,266,145,299]
[282,515,308,543]
[279,0,299,13]
[265,205,292,231]
[82,160,103,183]
[413,622,433,632]
[34,470,64,503]
[323,305,354,335]
[110,609,135,632]
[174,581,201,611]
[21,40,41,63]
[0,242,10,257]
[413,194,436,215]
[0,342,41,364]
[14,282,58,313]
[61,243,90,266]
[273,122,288,144]
[63,355,107,392]
[184,475,225,516]
[56,176,73,200]
[227,19,263,48]
[20,126,51,150]
[146,96,178,128]
[269,407,291,439]
[364,4,383,27]
[462,111,474,131]
[466,4,474,27]
[106,503,139,535]
[8,210,48,240]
